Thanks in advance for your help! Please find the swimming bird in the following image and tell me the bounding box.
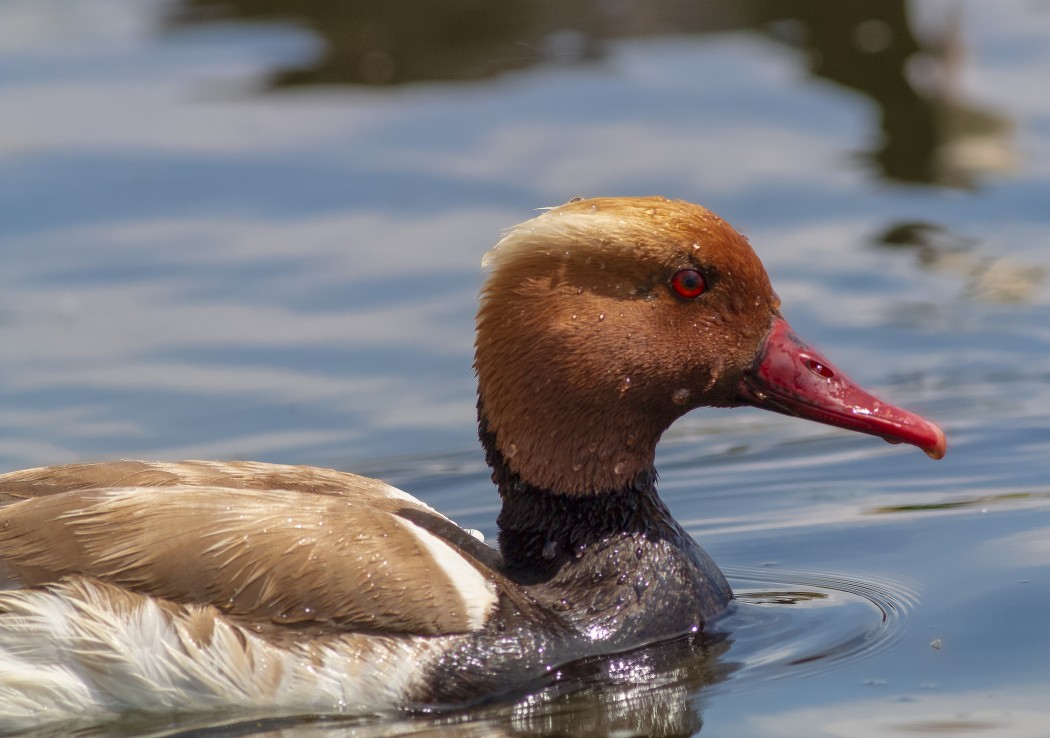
[0,197,945,725]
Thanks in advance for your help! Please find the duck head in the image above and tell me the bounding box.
[475,197,945,495]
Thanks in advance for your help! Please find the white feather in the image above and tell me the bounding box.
[393,516,497,630]
[0,579,449,728]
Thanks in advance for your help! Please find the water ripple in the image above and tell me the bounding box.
[712,566,920,687]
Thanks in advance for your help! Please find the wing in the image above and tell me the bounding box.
[0,461,499,636]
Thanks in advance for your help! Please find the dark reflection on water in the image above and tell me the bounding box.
[12,634,730,738]
[167,0,1012,188]
[875,221,1046,304]
[867,490,1050,515]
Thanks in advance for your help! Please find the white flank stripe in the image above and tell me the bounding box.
[393,516,497,630]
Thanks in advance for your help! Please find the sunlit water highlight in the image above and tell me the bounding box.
[4,1,1050,736]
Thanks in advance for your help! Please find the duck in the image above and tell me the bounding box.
[0,196,946,725]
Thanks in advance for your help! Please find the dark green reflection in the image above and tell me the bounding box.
[874,221,1045,303]
[166,0,1012,185]
[868,491,1049,515]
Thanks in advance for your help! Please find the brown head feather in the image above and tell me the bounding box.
[475,197,780,494]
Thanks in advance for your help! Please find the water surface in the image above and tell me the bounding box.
[2,1,1049,735]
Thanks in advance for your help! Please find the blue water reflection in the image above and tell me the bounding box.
[2,0,1050,735]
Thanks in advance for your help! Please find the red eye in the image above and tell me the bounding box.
[670,269,707,299]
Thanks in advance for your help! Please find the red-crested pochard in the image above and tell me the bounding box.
[0,197,945,725]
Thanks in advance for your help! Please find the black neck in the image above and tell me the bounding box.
[477,399,732,646]
[498,473,672,576]
[479,401,676,574]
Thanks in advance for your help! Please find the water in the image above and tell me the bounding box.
[2,0,1050,735]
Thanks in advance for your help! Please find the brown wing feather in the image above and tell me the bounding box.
[0,462,498,636]
[0,460,418,506]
